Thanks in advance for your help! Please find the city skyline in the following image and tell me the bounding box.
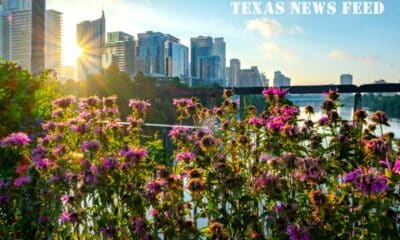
[45,0,399,85]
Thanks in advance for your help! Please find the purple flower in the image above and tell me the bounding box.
[59,211,72,224]
[36,158,53,170]
[71,122,89,134]
[344,167,388,195]
[128,99,151,112]
[176,151,196,162]
[103,96,117,107]
[318,117,329,126]
[60,194,70,205]
[79,96,101,110]
[172,98,193,107]
[52,96,75,108]
[101,158,119,171]
[39,215,51,225]
[0,180,9,189]
[287,224,310,240]
[81,140,100,152]
[131,217,146,234]
[248,117,267,127]
[266,116,285,132]
[393,159,400,173]
[169,126,191,140]
[344,168,362,183]
[0,194,10,204]
[1,132,30,147]
[14,175,32,187]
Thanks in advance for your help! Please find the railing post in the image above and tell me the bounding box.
[353,92,362,112]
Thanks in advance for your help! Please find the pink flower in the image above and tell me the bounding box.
[1,132,30,147]
[176,151,196,162]
[14,175,32,187]
[60,194,70,205]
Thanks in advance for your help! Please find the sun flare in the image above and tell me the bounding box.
[63,44,82,67]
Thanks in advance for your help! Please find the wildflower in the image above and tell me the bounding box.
[172,98,193,107]
[281,105,299,120]
[176,151,196,163]
[0,180,9,189]
[79,96,101,110]
[318,117,329,126]
[206,222,230,240]
[286,224,311,240]
[52,96,75,108]
[128,99,151,112]
[189,168,203,178]
[304,105,314,115]
[327,89,340,101]
[1,132,30,147]
[70,122,89,134]
[254,173,281,194]
[309,190,327,207]
[59,211,76,224]
[293,157,325,183]
[223,89,234,98]
[344,167,388,195]
[131,217,147,234]
[371,111,390,126]
[169,126,191,141]
[187,178,206,193]
[273,88,289,98]
[60,194,70,205]
[120,147,147,165]
[100,157,119,171]
[0,195,10,204]
[364,138,388,157]
[14,175,32,187]
[81,140,100,153]
[321,99,336,112]
[36,158,53,170]
[248,117,267,127]
[266,116,284,132]
[200,135,219,150]
[353,109,368,125]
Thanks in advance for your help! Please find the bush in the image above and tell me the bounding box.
[0,88,399,239]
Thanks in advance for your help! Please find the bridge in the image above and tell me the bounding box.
[157,83,400,111]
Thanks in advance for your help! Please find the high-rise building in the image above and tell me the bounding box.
[76,11,105,80]
[190,36,224,86]
[165,36,189,83]
[273,71,291,87]
[213,37,226,85]
[228,58,240,87]
[1,0,46,73]
[136,31,168,76]
[45,9,62,76]
[103,31,135,75]
[340,74,353,85]
[239,66,264,87]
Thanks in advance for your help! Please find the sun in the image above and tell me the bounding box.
[63,44,82,67]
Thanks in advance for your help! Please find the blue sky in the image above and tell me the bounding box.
[47,0,400,85]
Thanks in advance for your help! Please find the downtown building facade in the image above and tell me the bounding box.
[190,36,226,86]
[340,74,353,85]
[45,9,62,76]
[103,31,135,76]
[76,11,105,80]
[1,0,46,73]
[273,71,291,87]
[239,66,265,87]
[228,58,240,87]
[136,31,188,82]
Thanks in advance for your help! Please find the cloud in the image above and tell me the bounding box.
[259,42,301,63]
[329,50,383,65]
[246,18,304,38]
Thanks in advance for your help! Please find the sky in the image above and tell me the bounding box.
[47,0,400,85]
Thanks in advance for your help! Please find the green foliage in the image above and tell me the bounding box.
[0,61,59,137]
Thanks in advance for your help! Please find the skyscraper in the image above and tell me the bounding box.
[229,58,240,87]
[1,0,46,73]
[45,9,62,76]
[103,31,135,75]
[190,36,224,86]
[213,37,226,85]
[340,74,353,85]
[273,71,291,87]
[76,11,105,80]
[136,31,168,76]
[239,66,264,87]
[165,36,189,83]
